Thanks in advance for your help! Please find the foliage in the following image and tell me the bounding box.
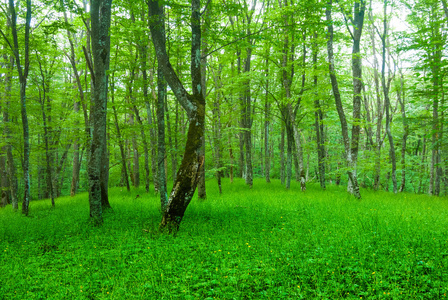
[1,179,447,299]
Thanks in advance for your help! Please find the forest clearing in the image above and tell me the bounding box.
[1,179,447,299]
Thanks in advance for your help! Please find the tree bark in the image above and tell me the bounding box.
[379,0,397,193]
[157,65,168,210]
[313,33,326,190]
[110,74,130,192]
[148,0,205,232]
[88,0,113,225]
[36,55,55,206]
[280,125,285,185]
[368,9,384,191]
[263,51,271,183]
[397,70,408,192]
[2,53,17,210]
[5,0,32,214]
[326,0,363,199]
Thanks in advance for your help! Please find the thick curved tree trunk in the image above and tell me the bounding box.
[148,0,206,232]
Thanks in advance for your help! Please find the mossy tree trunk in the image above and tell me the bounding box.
[148,0,206,232]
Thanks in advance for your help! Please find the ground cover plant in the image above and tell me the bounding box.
[1,179,447,299]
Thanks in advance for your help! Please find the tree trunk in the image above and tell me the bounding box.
[144,69,159,192]
[129,113,140,188]
[38,74,54,207]
[212,65,223,194]
[379,0,397,193]
[228,126,234,184]
[148,0,206,232]
[313,33,326,190]
[157,66,168,210]
[326,0,362,199]
[0,154,8,207]
[197,6,209,199]
[88,0,112,225]
[110,76,130,192]
[263,53,271,183]
[7,0,32,214]
[397,70,408,192]
[326,0,363,199]
[2,53,17,209]
[280,125,285,185]
[293,126,306,191]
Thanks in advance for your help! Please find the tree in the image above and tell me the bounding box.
[326,0,366,199]
[88,0,113,225]
[148,0,206,232]
[0,0,32,214]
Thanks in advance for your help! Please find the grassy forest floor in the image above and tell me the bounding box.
[1,179,448,299]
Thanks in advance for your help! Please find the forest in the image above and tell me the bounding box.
[0,0,448,298]
[0,0,447,223]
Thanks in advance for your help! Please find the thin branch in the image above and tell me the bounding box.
[82,45,95,86]
[0,28,14,54]
[203,25,272,59]
[200,0,212,16]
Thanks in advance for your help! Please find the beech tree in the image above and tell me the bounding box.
[326,0,366,199]
[148,0,206,231]
[88,0,113,224]
[0,0,32,214]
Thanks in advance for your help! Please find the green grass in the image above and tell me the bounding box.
[1,179,447,299]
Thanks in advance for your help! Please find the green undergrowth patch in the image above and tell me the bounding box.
[1,179,447,299]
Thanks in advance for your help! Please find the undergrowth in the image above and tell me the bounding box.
[0,179,447,299]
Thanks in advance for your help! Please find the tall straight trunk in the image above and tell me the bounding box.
[64,11,86,197]
[165,100,177,183]
[237,52,245,180]
[88,0,113,225]
[418,135,427,194]
[71,100,81,196]
[264,92,271,183]
[228,126,234,183]
[368,9,384,190]
[284,107,293,190]
[110,76,130,192]
[137,7,158,192]
[54,143,71,197]
[6,0,32,214]
[293,126,306,191]
[397,70,408,192]
[212,67,223,194]
[130,113,140,188]
[2,53,17,209]
[133,105,150,193]
[379,0,397,193]
[326,0,363,199]
[243,47,254,188]
[280,125,285,185]
[144,69,159,192]
[36,58,55,206]
[157,66,168,210]
[0,154,8,207]
[429,15,442,196]
[197,5,209,199]
[313,33,326,190]
[148,0,206,232]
